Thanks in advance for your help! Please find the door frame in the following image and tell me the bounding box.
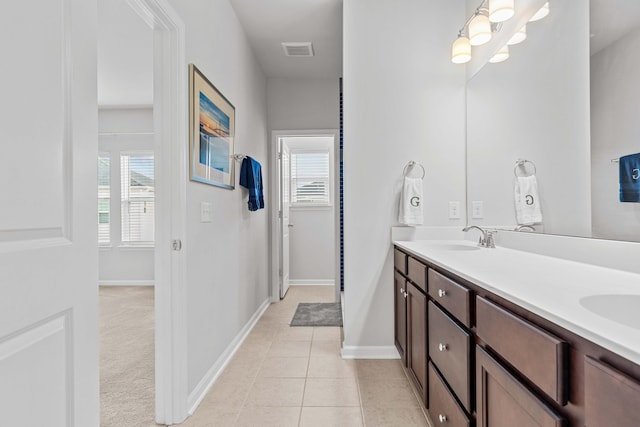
[126,0,188,424]
[269,129,340,303]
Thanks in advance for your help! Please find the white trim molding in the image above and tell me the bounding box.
[187,298,271,414]
[289,280,335,286]
[341,345,401,360]
[98,280,155,287]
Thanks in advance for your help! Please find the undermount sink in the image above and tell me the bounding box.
[580,294,640,330]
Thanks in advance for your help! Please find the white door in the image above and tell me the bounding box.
[280,142,292,298]
[0,1,99,426]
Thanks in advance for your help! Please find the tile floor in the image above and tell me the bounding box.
[181,286,432,427]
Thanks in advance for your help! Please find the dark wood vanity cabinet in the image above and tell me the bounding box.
[393,245,640,426]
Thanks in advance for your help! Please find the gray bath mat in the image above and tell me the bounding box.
[290,302,343,327]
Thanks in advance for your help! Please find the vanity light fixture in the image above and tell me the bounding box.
[507,25,527,45]
[469,10,492,46]
[452,32,472,64]
[489,0,515,23]
[489,44,510,63]
[529,2,550,22]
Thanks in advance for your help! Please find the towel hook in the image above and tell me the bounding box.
[514,159,536,177]
[403,161,426,179]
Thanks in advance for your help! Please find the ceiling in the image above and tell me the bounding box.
[97,0,640,105]
[228,0,343,79]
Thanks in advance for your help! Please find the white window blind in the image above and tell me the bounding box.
[121,153,155,243]
[291,151,330,206]
[98,155,110,244]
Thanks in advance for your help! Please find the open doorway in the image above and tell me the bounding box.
[97,0,156,425]
[271,131,340,304]
[97,0,188,425]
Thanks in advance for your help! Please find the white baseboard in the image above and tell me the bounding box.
[289,280,335,286]
[341,345,401,359]
[187,298,271,414]
[98,280,155,286]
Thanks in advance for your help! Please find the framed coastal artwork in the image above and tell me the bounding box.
[188,64,236,189]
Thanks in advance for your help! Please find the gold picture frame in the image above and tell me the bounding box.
[188,64,236,189]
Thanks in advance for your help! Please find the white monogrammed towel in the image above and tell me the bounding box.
[399,177,423,226]
[515,175,542,225]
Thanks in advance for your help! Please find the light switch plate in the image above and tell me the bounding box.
[200,202,212,223]
[472,201,484,219]
[448,201,461,219]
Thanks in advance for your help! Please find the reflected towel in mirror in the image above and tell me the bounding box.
[515,175,542,225]
[619,153,640,203]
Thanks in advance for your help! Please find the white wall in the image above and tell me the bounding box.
[98,108,155,284]
[286,137,336,284]
[267,78,339,130]
[591,27,640,241]
[466,0,591,236]
[343,0,467,354]
[165,0,269,395]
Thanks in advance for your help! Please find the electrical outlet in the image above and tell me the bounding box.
[472,201,484,219]
[448,201,461,219]
[200,202,212,223]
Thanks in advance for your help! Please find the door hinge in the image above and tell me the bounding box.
[172,239,182,251]
[279,210,282,219]
[278,152,282,160]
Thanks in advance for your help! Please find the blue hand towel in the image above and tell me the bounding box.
[239,156,265,211]
[619,153,640,203]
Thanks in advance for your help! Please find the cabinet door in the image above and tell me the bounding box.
[585,356,640,427]
[407,282,427,403]
[394,271,407,364]
[476,346,565,427]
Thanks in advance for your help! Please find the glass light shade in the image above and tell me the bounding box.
[451,36,472,64]
[469,14,492,46]
[489,0,515,23]
[529,2,550,22]
[489,45,510,63]
[507,25,527,45]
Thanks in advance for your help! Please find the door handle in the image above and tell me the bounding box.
[288,224,294,227]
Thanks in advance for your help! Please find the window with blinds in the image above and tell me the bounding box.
[98,155,110,244]
[121,153,155,244]
[290,150,330,206]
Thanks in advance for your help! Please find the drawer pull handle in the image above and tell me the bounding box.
[438,343,448,352]
[438,414,448,423]
[438,289,447,297]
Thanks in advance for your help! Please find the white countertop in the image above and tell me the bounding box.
[394,239,640,365]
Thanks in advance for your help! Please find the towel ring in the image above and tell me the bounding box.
[514,159,536,177]
[403,161,425,179]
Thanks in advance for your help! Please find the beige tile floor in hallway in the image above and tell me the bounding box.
[182,285,432,427]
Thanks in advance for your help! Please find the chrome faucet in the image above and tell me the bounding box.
[514,224,535,232]
[462,225,496,248]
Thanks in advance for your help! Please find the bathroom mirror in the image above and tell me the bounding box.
[466,0,640,242]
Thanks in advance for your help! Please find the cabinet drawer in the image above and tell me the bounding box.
[394,248,407,275]
[476,346,564,427]
[585,357,640,427]
[428,301,472,412]
[428,269,472,327]
[476,296,567,405]
[407,256,427,292]
[428,362,470,427]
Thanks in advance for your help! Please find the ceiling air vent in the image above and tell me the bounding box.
[282,42,314,57]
